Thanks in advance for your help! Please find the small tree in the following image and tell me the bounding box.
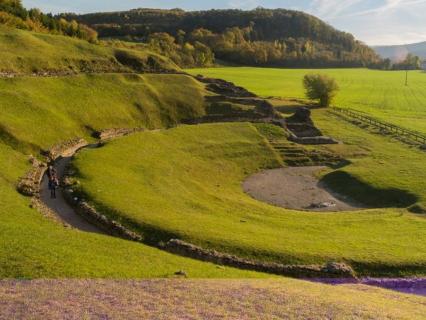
[303,74,339,107]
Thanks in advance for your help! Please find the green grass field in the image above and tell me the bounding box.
[71,118,426,276]
[187,67,426,134]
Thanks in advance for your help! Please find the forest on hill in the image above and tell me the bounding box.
[64,8,381,68]
[0,0,97,42]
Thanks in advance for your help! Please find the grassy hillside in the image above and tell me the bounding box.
[0,25,178,74]
[0,73,205,152]
[0,72,276,278]
[71,121,426,276]
[2,279,426,319]
[187,67,426,134]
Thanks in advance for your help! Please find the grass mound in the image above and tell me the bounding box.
[187,67,426,134]
[71,120,426,276]
[0,25,178,74]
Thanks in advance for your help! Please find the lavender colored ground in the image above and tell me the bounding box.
[1,279,426,319]
[311,278,426,296]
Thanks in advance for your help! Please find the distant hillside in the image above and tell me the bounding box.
[0,25,179,74]
[64,8,381,68]
[374,41,426,61]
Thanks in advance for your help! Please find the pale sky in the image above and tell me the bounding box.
[22,0,426,46]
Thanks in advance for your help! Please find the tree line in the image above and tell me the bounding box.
[370,53,423,70]
[0,0,98,42]
[64,8,382,68]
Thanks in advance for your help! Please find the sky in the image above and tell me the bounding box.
[22,0,426,46]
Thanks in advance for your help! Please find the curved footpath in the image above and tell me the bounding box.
[37,133,426,297]
[40,150,102,234]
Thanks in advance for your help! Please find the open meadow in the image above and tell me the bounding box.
[187,67,426,134]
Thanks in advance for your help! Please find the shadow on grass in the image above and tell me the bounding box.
[321,171,418,208]
[350,261,426,277]
[0,124,39,154]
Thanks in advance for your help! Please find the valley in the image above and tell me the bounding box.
[0,1,425,318]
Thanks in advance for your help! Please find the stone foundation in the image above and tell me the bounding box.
[94,128,145,141]
[164,239,356,278]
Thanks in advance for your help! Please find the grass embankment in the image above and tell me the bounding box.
[0,73,205,153]
[187,67,426,134]
[2,279,426,319]
[72,120,426,276]
[0,25,178,74]
[0,73,270,278]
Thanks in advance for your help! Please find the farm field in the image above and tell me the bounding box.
[70,119,426,277]
[187,67,426,134]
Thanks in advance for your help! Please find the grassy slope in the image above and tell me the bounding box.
[0,73,205,152]
[187,67,426,134]
[0,25,178,73]
[1,279,426,319]
[0,72,272,278]
[72,121,426,276]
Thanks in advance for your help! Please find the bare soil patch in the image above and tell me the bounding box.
[243,166,365,212]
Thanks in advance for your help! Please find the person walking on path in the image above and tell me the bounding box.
[47,165,59,199]
[47,165,57,181]
[48,175,59,199]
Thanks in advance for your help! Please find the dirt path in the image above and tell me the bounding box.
[40,154,103,234]
[243,166,364,212]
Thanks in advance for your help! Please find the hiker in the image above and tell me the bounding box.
[47,165,57,181]
[48,175,59,199]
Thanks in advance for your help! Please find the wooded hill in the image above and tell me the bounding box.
[0,0,97,42]
[64,8,381,68]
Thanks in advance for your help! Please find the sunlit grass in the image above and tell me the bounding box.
[187,67,426,133]
[72,120,426,276]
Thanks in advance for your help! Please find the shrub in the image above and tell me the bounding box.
[303,74,339,107]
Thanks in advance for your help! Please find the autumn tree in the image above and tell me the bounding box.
[303,74,339,107]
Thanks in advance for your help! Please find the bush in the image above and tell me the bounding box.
[303,74,339,107]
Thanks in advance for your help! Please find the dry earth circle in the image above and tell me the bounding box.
[243,166,366,212]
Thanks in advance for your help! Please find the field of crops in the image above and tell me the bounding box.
[187,67,426,134]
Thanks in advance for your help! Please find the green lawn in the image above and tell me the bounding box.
[187,67,426,134]
[71,119,426,276]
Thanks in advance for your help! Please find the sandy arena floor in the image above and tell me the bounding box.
[243,166,364,212]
